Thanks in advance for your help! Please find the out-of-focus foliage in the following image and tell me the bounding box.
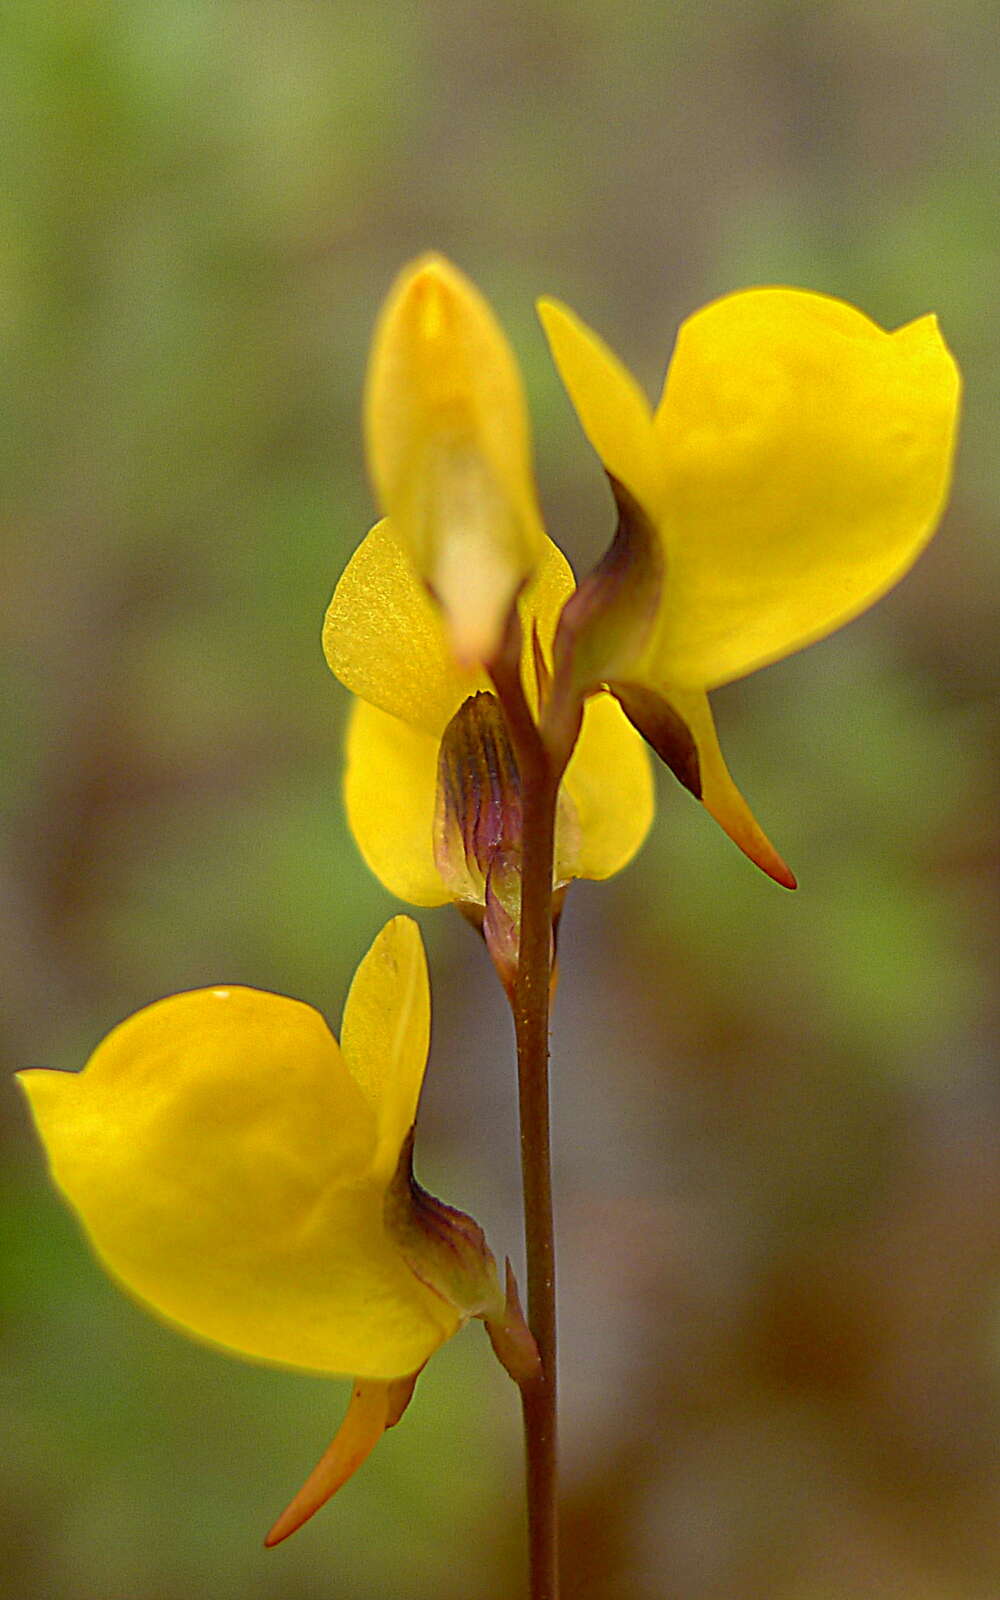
[2,3,997,1597]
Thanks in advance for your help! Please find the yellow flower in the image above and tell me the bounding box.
[366,253,545,666]
[538,288,961,885]
[18,917,511,1543]
[323,517,654,910]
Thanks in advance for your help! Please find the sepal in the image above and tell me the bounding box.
[552,475,663,697]
[484,1260,542,1386]
[435,689,572,988]
[483,852,523,1002]
[434,691,524,905]
[609,680,701,798]
[384,1130,506,1323]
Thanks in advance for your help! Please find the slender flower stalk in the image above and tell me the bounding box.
[490,616,571,1600]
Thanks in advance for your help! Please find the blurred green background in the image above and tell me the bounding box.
[2,3,998,1597]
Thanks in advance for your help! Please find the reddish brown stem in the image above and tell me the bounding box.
[490,631,567,1600]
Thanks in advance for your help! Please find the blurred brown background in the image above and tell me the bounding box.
[2,3,997,1596]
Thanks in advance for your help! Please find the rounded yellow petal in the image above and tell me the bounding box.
[560,692,654,880]
[537,297,660,513]
[18,986,457,1379]
[344,696,450,906]
[325,520,577,736]
[366,254,544,664]
[341,916,431,1178]
[648,288,961,688]
[325,519,480,737]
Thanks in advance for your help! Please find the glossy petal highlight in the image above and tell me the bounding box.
[648,289,961,688]
[19,983,458,1380]
[325,519,479,737]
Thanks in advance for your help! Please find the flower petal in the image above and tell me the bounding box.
[560,692,654,880]
[647,289,960,688]
[264,1380,393,1547]
[325,519,480,736]
[324,520,577,736]
[663,686,796,888]
[537,297,660,513]
[340,916,431,1179]
[366,254,545,665]
[344,696,450,906]
[18,986,458,1379]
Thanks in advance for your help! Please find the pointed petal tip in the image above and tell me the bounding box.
[389,251,456,304]
[372,911,423,956]
[409,249,450,277]
[263,1382,390,1548]
[535,294,563,326]
[736,832,797,891]
[15,1065,79,1125]
[404,260,457,338]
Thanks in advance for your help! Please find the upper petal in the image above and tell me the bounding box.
[340,915,432,1179]
[537,297,660,513]
[366,254,545,665]
[559,691,654,880]
[648,288,960,688]
[18,984,457,1379]
[324,520,577,736]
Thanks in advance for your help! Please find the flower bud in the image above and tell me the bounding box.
[434,690,524,902]
[365,254,544,666]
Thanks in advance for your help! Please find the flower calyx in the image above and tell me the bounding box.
[435,690,524,904]
[384,1128,541,1389]
[385,1127,505,1322]
[436,688,562,989]
[550,474,664,702]
[607,680,701,800]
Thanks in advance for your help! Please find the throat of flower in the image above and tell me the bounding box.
[418,446,522,666]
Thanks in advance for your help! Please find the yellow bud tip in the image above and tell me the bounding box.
[410,264,449,344]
